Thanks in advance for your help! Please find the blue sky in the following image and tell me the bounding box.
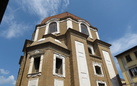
[0,0,137,85]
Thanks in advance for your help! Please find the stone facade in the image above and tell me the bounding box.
[16,12,122,86]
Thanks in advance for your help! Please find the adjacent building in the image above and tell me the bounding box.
[115,46,137,86]
[16,12,122,86]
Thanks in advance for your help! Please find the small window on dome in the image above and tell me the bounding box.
[48,22,57,33]
[81,24,89,35]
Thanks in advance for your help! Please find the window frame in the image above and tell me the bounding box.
[53,53,65,77]
[48,22,58,34]
[92,62,104,77]
[96,80,107,86]
[79,21,92,38]
[125,55,132,63]
[28,54,43,75]
[80,24,89,35]
[129,66,137,77]
[45,19,60,34]
[88,45,95,55]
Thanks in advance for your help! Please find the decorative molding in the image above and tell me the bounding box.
[92,61,104,77]
[79,22,93,38]
[28,49,44,56]
[27,72,41,78]
[55,39,62,44]
[53,53,65,77]
[95,31,100,39]
[45,20,60,35]
[67,18,73,29]
[34,28,39,41]
[37,38,45,42]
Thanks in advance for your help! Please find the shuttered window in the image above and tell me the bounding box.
[28,78,38,86]
[54,79,64,86]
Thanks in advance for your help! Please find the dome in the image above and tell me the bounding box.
[41,12,89,24]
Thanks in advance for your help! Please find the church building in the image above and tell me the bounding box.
[16,12,122,86]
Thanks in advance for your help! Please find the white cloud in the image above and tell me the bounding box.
[110,32,137,55]
[0,75,16,85]
[109,30,137,78]
[1,21,29,39]
[0,69,9,75]
[19,0,69,19]
[0,6,30,39]
[1,0,69,39]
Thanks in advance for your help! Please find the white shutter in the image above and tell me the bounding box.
[75,41,91,86]
[39,55,43,72]
[102,50,119,86]
[28,78,38,86]
[54,79,64,86]
[28,57,34,74]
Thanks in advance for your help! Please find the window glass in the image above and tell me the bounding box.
[49,22,57,33]
[81,24,89,35]
[98,83,105,86]
[129,67,137,77]
[32,57,40,73]
[95,66,102,75]
[53,54,65,77]
[125,55,132,62]
[56,58,63,75]
[88,47,92,54]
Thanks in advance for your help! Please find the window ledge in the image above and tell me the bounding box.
[53,73,65,78]
[89,54,101,59]
[95,74,104,77]
[27,72,41,78]
[52,32,60,35]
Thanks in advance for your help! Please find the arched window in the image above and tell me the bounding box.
[88,45,95,55]
[88,47,92,54]
[48,22,57,33]
[81,24,89,35]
